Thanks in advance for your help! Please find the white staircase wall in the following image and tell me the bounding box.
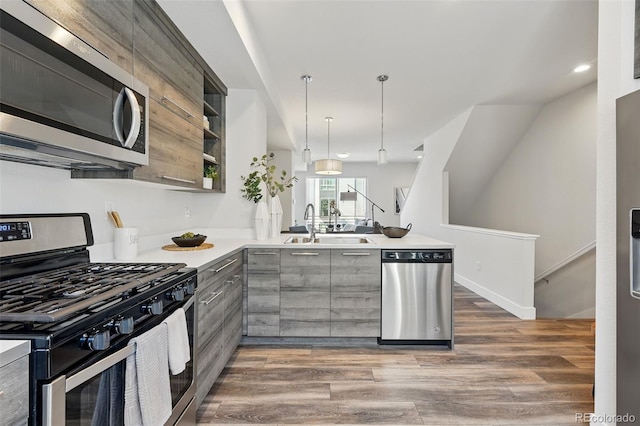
[457,83,597,318]
[446,105,541,223]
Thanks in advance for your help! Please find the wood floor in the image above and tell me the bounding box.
[197,285,595,425]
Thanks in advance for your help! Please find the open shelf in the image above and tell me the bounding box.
[202,74,225,192]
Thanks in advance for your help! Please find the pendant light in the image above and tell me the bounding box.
[377,75,389,165]
[301,75,312,165]
[315,117,342,175]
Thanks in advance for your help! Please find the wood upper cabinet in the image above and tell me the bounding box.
[62,0,227,191]
[130,0,203,188]
[23,0,134,73]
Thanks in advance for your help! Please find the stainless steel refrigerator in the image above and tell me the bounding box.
[616,88,640,417]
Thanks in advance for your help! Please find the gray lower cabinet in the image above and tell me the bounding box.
[280,249,331,336]
[330,249,381,337]
[245,247,381,338]
[196,251,243,407]
[0,354,29,425]
[247,249,281,336]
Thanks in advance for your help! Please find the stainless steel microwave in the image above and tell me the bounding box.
[0,1,149,170]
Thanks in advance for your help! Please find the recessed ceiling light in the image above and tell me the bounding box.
[573,64,591,73]
[417,155,423,159]
[336,152,350,158]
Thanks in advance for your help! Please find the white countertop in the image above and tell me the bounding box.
[0,340,30,367]
[122,232,454,270]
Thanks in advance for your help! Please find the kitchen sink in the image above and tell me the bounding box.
[285,237,319,244]
[285,236,372,244]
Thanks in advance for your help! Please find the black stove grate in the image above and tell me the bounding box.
[0,262,186,323]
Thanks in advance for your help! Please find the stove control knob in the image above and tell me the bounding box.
[81,330,111,351]
[142,299,163,315]
[183,280,195,295]
[113,317,134,335]
[166,287,185,302]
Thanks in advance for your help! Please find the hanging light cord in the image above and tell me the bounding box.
[378,75,388,151]
[380,78,384,150]
[305,77,309,151]
[326,117,332,158]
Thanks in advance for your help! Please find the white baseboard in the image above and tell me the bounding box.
[455,273,537,319]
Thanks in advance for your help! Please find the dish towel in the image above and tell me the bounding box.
[124,323,172,426]
[163,307,191,375]
[91,362,124,426]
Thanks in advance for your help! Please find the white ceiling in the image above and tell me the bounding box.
[158,0,598,166]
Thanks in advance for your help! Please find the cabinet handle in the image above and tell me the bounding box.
[201,291,223,305]
[253,252,278,255]
[342,252,371,256]
[161,175,196,184]
[291,252,320,256]
[226,274,242,285]
[161,95,194,118]
[215,257,239,273]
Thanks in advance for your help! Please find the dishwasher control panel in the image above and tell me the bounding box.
[382,249,452,263]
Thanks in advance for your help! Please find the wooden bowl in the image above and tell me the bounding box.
[381,223,412,238]
[171,234,207,247]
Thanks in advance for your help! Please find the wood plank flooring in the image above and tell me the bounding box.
[197,285,594,425]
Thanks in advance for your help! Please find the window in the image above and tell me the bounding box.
[305,177,367,228]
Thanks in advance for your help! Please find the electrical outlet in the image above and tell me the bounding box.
[184,207,191,219]
[475,261,481,271]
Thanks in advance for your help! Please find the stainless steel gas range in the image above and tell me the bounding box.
[0,213,197,425]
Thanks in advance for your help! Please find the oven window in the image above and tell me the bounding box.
[66,362,125,425]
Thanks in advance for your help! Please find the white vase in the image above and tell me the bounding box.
[269,195,283,238]
[203,177,213,189]
[254,200,270,240]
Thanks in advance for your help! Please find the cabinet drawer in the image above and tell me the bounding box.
[247,249,281,273]
[197,279,224,348]
[330,249,381,292]
[281,249,330,291]
[0,355,29,425]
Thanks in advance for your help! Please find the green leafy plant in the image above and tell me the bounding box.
[204,165,218,181]
[240,170,263,203]
[241,153,297,201]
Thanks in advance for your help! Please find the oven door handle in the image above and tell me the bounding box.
[42,343,136,426]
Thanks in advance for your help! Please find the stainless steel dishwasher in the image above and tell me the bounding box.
[379,249,453,347]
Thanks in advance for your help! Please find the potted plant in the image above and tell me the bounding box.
[203,165,218,190]
[241,153,297,238]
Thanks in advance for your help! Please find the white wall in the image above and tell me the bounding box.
[194,89,267,230]
[0,89,265,257]
[595,0,640,421]
[270,149,295,229]
[458,84,597,318]
[293,162,417,228]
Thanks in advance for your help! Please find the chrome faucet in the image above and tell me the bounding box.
[304,203,316,241]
